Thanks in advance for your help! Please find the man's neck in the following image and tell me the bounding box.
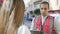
[42,15,48,19]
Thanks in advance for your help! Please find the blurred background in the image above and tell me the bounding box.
[23,0,60,29]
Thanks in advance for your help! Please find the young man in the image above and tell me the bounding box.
[30,1,56,34]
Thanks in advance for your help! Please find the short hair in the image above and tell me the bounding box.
[41,1,49,8]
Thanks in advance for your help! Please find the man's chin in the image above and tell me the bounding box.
[42,14,47,16]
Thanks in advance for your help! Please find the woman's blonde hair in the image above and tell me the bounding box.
[0,0,25,34]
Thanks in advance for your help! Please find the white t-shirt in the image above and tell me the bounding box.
[41,15,48,25]
[17,25,31,34]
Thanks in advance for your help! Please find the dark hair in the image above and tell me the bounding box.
[41,1,49,8]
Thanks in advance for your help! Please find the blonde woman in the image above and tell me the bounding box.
[0,0,31,34]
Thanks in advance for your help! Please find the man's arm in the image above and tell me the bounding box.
[30,18,35,30]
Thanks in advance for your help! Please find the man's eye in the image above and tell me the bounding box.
[41,8,43,10]
[44,8,47,10]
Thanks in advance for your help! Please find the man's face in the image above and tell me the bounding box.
[40,4,49,16]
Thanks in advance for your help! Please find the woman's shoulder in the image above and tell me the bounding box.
[17,25,31,34]
[18,25,29,31]
[18,25,28,29]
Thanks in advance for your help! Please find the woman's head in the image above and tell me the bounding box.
[2,0,25,34]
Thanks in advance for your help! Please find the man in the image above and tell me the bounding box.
[30,1,56,34]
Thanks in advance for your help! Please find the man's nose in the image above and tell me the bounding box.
[42,9,45,12]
